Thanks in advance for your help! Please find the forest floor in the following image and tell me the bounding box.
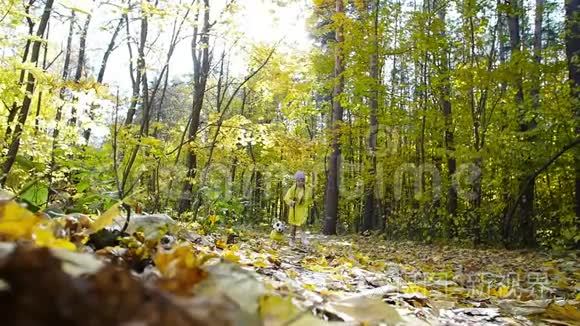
[248,232,580,325]
[0,202,579,325]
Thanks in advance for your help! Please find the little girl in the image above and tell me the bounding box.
[284,171,312,245]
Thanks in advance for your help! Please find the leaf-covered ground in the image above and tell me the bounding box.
[241,232,580,325]
[0,200,579,325]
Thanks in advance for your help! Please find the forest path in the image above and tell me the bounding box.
[236,231,579,325]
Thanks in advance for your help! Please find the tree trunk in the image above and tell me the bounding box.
[83,16,124,143]
[68,12,91,127]
[323,0,345,235]
[194,48,273,218]
[124,11,143,125]
[52,10,75,135]
[47,10,75,195]
[506,0,536,246]
[565,0,580,219]
[5,0,36,141]
[34,21,50,135]
[362,0,380,233]
[437,4,457,221]
[178,0,211,213]
[138,13,150,135]
[75,14,91,82]
[1,0,54,186]
[97,18,124,83]
[253,171,263,218]
[529,0,543,128]
[120,2,151,195]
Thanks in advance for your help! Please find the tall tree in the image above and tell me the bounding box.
[565,0,580,218]
[435,1,457,221]
[48,9,76,195]
[323,0,345,235]
[178,0,211,213]
[85,16,125,143]
[1,0,54,185]
[120,0,151,196]
[4,0,36,141]
[69,11,92,126]
[124,5,145,126]
[362,0,380,232]
[97,18,124,83]
[505,0,536,246]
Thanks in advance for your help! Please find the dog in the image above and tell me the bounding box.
[269,220,285,242]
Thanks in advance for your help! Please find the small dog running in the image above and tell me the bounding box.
[270,220,285,242]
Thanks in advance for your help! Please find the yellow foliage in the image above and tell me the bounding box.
[286,269,298,279]
[353,0,366,11]
[208,214,220,226]
[367,260,386,271]
[428,271,455,281]
[302,255,333,272]
[335,259,353,269]
[303,283,317,291]
[154,245,214,296]
[259,295,328,326]
[253,258,270,268]
[223,249,240,263]
[312,0,333,9]
[556,277,569,289]
[267,254,281,266]
[189,221,201,229]
[90,202,121,232]
[490,285,511,298]
[0,200,41,239]
[215,239,227,249]
[260,295,297,325]
[404,283,430,296]
[0,201,77,250]
[544,304,580,323]
[33,224,76,251]
[355,252,369,265]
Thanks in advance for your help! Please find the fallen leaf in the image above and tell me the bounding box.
[543,304,580,323]
[223,249,240,263]
[0,200,41,239]
[259,295,330,326]
[323,295,403,324]
[90,202,121,232]
[253,258,271,268]
[215,239,227,249]
[404,283,430,296]
[196,262,266,325]
[498,299,551,316]
[154,245,210,296]
[33,225,76,251]
[490,285,512,298]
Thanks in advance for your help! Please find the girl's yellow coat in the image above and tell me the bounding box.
[284,184,312,226]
